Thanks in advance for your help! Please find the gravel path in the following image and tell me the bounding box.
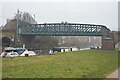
[106,68,119,78]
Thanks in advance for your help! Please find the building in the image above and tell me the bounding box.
[1,10,37,48]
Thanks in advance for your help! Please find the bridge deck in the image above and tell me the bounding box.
[18,23,110,36]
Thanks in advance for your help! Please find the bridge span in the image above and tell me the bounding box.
[18,23,110,36]
[2,22,117,50]
[17,22,115,50]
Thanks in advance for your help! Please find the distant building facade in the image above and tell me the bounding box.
[2,10,37,48]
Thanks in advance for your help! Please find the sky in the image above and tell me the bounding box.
[0,0,119,31]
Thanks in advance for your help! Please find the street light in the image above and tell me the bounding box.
[14,9,21,47]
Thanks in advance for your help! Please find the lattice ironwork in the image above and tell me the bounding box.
[18,23,110,36]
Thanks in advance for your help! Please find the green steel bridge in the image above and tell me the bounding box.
[17,22,116,50]
[18,22,110,36]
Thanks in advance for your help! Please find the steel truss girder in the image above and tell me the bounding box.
[18,23,110,36]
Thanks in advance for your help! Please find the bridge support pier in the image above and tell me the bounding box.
[19,35,35,49]
[101,27,115,50]
[102,36,115,50]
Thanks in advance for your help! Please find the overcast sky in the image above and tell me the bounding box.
[0,0,118,31]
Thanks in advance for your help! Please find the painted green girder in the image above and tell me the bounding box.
[18,23,110,36]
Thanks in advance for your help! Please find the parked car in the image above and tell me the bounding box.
[15,48,36,56]
[28,51,36,56]
[1,47,36,57]
[90,45,97,49]
[1,47,19,57]
[15,48,30,56]
[16,48,26,56]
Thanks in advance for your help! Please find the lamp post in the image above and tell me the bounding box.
[13,20,18,47]
[14,9,20,47]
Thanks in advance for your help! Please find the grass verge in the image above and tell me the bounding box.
[2,50,119,78]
